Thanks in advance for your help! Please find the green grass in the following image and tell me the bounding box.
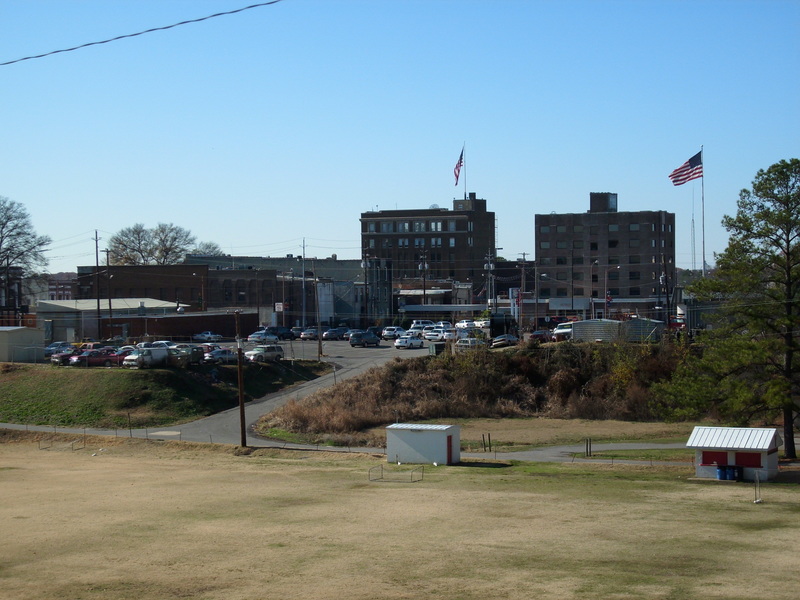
[0,361,330,429]
[572,448,695,462]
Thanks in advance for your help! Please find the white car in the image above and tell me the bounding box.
[474,319,491,328]
[442,328,458,341]
[244,344,284,362]
[247,330,279,343]
[423,327,446,341]
[456,319,475,329]
[394,335,423,349]
[406,326,425,338]
[382,326,406,340]
[454,338,486,352]
[193,331,223,342]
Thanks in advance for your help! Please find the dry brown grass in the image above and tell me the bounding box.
[2,430,799,600]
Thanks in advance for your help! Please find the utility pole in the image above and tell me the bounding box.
[94,231,101,340]
[234,311,247,448]
[518,252,528,332]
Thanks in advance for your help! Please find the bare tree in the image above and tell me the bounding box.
[108,223,207,265]
[0,196,51,305]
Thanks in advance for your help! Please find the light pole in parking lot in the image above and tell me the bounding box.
[418,251,429,306]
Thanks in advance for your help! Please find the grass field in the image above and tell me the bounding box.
[2,430,799,600]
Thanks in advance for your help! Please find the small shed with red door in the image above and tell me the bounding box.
[686,426,782,481]
[385,424,460,465]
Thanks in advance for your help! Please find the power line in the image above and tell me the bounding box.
[0,1,284,67]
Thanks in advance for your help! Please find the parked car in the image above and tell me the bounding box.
[203,348,239,364]
[248,330,279,343]
[491,334,519,348]
[300,328,319,340]
[423,327,446,341]
[435,321,453,329]
[381,326,406,340]
[193,331,223,342]
[322,327,347,341]
[342,329,363,340]
[442,328,458,341]
[528,330,552,343]
[406,326,425,338]
[266,326,295,340]
[394,335,423,349]
[244,344,284,362]
[411,319,435,328]
[349,331,381,347]
[50,347,83,366]
[290,326,305,339]
[474,319,491,328]
[551,322,573,342]
[69,348,124,367]
[122,346,171,368]
[454,338,486,352]
[44,341,73,357]
[456,319,476,329]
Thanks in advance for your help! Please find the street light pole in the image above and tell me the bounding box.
[418,251,429,306]
[604,265,620,318]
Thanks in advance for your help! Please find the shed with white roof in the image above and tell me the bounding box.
[386,423,460,465]
[686,426,782,481]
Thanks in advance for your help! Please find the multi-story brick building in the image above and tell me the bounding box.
[534,193,676,320]
[360,192,496,294]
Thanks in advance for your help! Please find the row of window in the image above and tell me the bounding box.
[541,271,668,282]
[540,239,671,249]
[538,255,674,266]
[539,286,663,298]
[539,223,673,233]
[366,237,473,249]
[366,220,474,233]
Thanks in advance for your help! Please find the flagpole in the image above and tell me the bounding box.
[700,145,705,277]
[462,142,467,200]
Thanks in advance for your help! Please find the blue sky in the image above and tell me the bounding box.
[1,0,798,274]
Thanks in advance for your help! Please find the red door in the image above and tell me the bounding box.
[447,435,452,465]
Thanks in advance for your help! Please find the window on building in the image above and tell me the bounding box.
[556,225,566,233]
[608,270,620,280]
[573,225,584,233]
[381,239,391,248]
[468,237,473,247]
[556,272,567,281]
[574,287,584,296]
[449,237,456,248]
[629,287,641,296]
[573,256,584,265]
[609,224,619,232]
[368,239,375,249]
[414,238,425,248]
[556,256,567,265]
[573,272,584,281]
[539,287,551,298]
[468,221,474,231]
[367,222,376,233]
[556,288,568,297]
[557,240,567,249]
[413,221,425,232]
[398,238,409,248]
[608,240,619,248]
[629,239,640,247]
[539,225,550,233]
[629,223,640,231]
[380,222,393,233]
[540,241,551,249]
[398,222,410,232]
[609,257,620,264]
[629,271,640,280]
[448,220,456,232]
[431,237,442,247]
[430,221,443,232]
[629,255,641,264]
[590,242,598,251]
[573,240,584,249]
[539,257,552,266]
[590,225,599,234]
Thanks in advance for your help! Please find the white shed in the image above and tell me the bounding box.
[386,424,460,465]
[0,326,45,363]
[686,426,782,481]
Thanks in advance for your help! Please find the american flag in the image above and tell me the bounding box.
[669,151,703,186]
[454,148,464,186]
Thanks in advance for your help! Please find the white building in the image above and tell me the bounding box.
[686,426,782,481]
[386,423,460,465]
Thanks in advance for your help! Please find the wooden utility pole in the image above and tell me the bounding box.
[234,311,247,448]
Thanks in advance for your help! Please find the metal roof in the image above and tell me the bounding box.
[386,423,456,431]
[686,426,782,451]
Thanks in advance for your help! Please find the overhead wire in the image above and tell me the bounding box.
[0,1,284,67]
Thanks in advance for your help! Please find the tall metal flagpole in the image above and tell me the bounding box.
[700,145,706,277]
[462,142,467,200]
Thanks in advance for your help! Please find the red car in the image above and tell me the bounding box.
[68,348,126,367]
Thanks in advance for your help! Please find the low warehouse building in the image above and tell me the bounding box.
[0,326,45,363]
[386,423,460,465]
[686,426,782,481]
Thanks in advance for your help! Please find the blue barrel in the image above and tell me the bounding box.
[716,466,727,480]
[727,466,737,481]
